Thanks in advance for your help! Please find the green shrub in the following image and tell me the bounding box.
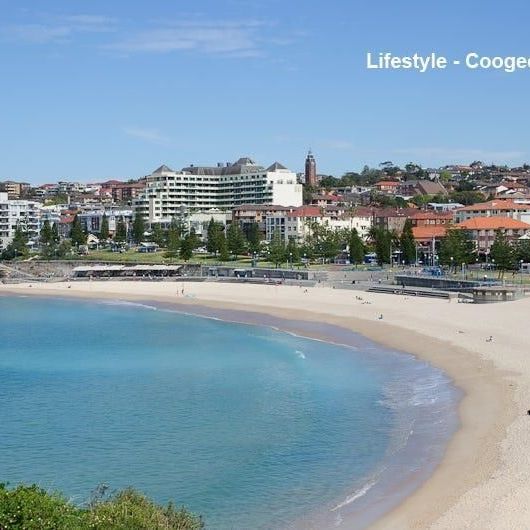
[0,483,203,530]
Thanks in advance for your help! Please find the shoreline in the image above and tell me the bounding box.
[1,281,525,529]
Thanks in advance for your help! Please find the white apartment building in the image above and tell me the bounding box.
[265,206,372,242]
[134,157,302,224]
[0,192,42,251]
[77,209,133,235]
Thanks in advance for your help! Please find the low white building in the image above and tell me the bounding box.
[134,157,303,224]
[0,192,42,250]
[77,209,133,235]
[265,205,372,242]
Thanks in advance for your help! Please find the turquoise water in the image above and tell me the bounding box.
[0,296,459,529]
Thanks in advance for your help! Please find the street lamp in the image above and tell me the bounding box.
[450,256,454,274]
[289,252,293,269]
[520,259,524,285]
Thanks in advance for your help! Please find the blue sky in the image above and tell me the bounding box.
[1,0,530,183]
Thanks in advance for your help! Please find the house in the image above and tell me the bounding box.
[455,217,530,255]
[409,210,454,228]
[309,193,343,206]
[373,181,400,194]
[454,199,530,224]
[427,202,464,212]
[370,207,418,234]
[398,180,448,197]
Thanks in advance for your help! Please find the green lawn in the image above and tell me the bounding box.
[57,249,348,271]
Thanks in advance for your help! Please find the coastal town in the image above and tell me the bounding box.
[1,153,530,285]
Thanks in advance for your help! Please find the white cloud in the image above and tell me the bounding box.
[3,14,116,44]
[123,127,171,145]
[105,20,267,57]
[2,13,299,60]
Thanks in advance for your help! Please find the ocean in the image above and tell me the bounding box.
[0,296,460,529]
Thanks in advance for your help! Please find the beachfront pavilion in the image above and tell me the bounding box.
[72,264,183,279]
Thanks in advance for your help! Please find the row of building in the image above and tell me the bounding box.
[2,189,530,259]
[2,153,530,258]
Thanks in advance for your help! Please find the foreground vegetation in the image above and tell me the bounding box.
[0,484,203,530]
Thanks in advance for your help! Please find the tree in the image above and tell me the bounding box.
[348,228,365,266]
[448,190,486,206]
[439,170,452,183]
[247,222,261,254]
[40,220,58,258]
[226,222,247,257]
[40,220,54,246]
[515,240,530,263]
[404,162,427,179]
[165,225,181,258]
[206,218,224,255]
[305,222,343,262]
[151,224,166,247]
[56,240,72,258]
[319,175,340,188]
[400,219,416,264]
[188,227,201,250]
[51,222,60,244]
[438,229,476,268]
[114,219,127,243]
[268,230,286,267]
[370,227,393,265]
[70,215,87,247]
[132,215,146,244]
[1,223,29,260]
[100,214,110,241]
[218,232,229,261]
[286,237,300,264]
[490,231,515,273]
[179,234,194,261]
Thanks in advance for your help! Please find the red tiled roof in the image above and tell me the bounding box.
[374,181,399,187]
[289,206,323,218]
[457,199,530,212]
[456,216,530,230]
[409,211,453,220]
[412,226,448,240]
[59,215,75,224]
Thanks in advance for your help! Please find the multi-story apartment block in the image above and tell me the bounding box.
[456,217,530,255]
[77,209,133,235]
[0,192,42,251]
[454,199,530,224]
[232,204,292,239]
[0,181,31,200]
[134,157,302,224]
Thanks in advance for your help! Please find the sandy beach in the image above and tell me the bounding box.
[1,280,529,529]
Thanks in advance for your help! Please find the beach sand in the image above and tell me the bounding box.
[1,280,529,529]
